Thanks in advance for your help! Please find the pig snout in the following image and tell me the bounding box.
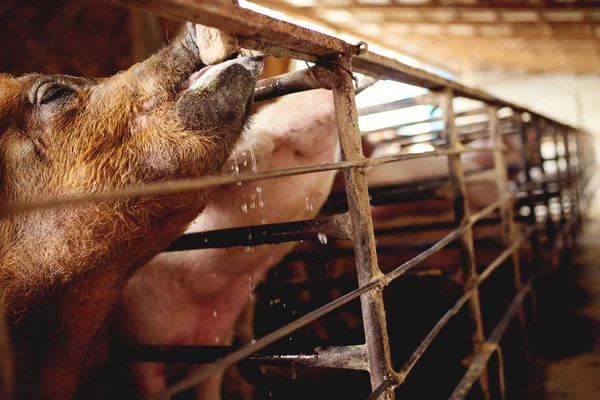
[176,56,264,138]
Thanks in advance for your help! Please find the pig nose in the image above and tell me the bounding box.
[233,56,264,79]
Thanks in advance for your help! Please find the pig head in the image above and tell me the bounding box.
[114,89,340,398]
[0,23,262,399]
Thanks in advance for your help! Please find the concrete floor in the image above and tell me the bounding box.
[525,215,600,399]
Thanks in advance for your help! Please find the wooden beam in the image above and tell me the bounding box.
[297,1,600,11]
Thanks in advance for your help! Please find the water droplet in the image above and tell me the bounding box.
[237,181,242,186]
[248,232,253,241]
[318,232,328,244]
[291,362,297,380]
[259,200,264,208]
[251,339,257,345]
[250,202,256,209]
[241,204,248,213]
[215,336,220,343]
[256,186,262,193]
[244,246,252,252]
[212,272,217,278]
[261,218,267,224]
[305,197,310,210]
[204,238,208,243]
[213,310,218,318]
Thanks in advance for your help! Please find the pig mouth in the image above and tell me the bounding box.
[181,65,214,92]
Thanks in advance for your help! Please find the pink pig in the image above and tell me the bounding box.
[114,88,340,398]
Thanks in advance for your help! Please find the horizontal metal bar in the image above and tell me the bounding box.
[395,227,533,383]
[165,213,351,251]
[254,68,325,102]
[362,107,488,136]
[147,196,513,398]
[150,279,382,399]
[0,147,500,216]
[357,93,437,116]
[108,0,589,136]
[249,345,368,371]
[449,282,532,400]
[254,68,377,102]
[109,0,355,57]
[383,199,503,283]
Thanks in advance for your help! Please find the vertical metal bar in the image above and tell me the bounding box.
[552,125,566,225]
[561,128,577,248]
[519,116,541,267]
[440,88,490,400]
[330,54,395,399]
[531,119,555,240]
[495,347,507,400]
[489,106,530,361]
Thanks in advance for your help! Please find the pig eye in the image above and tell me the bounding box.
[37,85,76,106]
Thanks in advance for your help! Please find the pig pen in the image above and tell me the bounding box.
[3,0,597,399]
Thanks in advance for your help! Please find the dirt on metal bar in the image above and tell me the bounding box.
[330,54,395,399]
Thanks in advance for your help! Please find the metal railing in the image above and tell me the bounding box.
[2,1,597,399]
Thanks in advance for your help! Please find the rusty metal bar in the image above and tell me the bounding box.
[357,93,437,116]
[128,200,503,369]
[518,116,542,266]
[109,0,355,57]
[439,88,490,400]
[254,68,377,102]
[0,146,499,217]
[450,202,583,400]
[362,107,488,136]
[449,281,533,400]
[248,345,368,371]
[396,229,532,385]
[150,279,382,398]
[103,0,599,133]
[489,106,529,360]
[496,347,507,400]
[385,198,501,283]
[254,67,325,102]
[140,191,506,394]
[365,378,395,400]
[331,54,395,399]
[164,213,351,251]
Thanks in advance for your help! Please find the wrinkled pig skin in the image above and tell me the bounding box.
[0,23,262,399]
[114,89,339,399]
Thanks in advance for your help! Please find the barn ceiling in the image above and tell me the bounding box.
[252,0,600,76]
[2,0,599,79]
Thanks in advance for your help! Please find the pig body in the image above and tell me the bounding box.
[0,23,262,399]
[114,89,339,398]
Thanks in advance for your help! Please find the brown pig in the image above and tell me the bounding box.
[114,88,340,398]
[0,23,262,399]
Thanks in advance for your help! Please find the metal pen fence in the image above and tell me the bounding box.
[2,0,597,399]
